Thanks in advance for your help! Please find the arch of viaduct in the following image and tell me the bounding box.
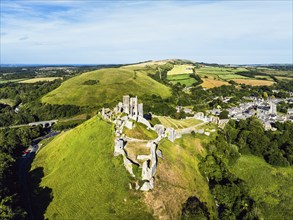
[28,120,58,128]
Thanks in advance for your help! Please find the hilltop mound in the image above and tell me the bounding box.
[41,68,171,106]
[29,116,152,219]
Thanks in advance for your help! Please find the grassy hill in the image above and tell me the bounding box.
[230,155,293,219]
[42,68,171,107]
[167,64,194,75]
[29,115,216,219]
[145,134,216,219]
[29,116,152,219]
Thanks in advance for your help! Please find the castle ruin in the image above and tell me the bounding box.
[114,95,143,119]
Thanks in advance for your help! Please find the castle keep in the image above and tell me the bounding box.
[115,95,143,118]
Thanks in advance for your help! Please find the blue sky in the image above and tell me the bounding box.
[0,0,292,64]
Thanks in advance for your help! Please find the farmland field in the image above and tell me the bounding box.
[196,66,248,80]
[231,155,293,220]
[167,74,197,87]
[167,74,191,80]
[19,77,62,83]
[167,65,194,75]
[233,79,275,86]
[200,78,230,88]
[254,75,274,81]
[275,76,293,81]
[218,74,247,80]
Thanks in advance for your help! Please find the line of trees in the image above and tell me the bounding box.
[0,126,45,219]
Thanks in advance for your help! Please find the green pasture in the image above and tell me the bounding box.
[167,65,194,75]
[167,73,197,86]
[30,116,152,219]
[196,66,249,80]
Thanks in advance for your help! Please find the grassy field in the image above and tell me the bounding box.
[167,65,194,75]
[233,79,275,86]
[145,135,216,219]
[196,66,248,79]
[200,78,230,88]
[42,68,171,107]
[167,74,191,80]
[0,98,16,107]
[0,78,26,84]
[254,75,274,81]
[19,77,62,83]
[124,122,158,140]
[195,66,285,88]
[257,68,293,77]
[218,74,247,80]
[167,74,197,87]
[276,76,293,81]
[29,116,152,219]
[231,155,293,219]
[157,116,202,129]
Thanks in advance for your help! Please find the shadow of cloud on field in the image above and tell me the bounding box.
[29,167,53,220]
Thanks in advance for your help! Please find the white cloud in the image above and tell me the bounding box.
[0,0,292,64]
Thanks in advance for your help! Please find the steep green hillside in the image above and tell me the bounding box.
[145,134,216,219]
[29,116,152,219]
[42,68,171,106]
[231,155,293,219]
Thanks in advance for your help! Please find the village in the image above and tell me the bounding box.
[208,94,293,130]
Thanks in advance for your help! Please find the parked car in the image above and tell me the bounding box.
[22,149,31,157]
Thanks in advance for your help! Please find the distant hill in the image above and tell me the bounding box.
[42,67,171,106]
[29,116,152,219]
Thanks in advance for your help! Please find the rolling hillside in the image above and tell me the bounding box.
[29,116,152,219]
[29,115,216,219]
[42,67,171,106]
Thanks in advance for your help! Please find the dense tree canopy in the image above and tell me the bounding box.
[224,117,293,166]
